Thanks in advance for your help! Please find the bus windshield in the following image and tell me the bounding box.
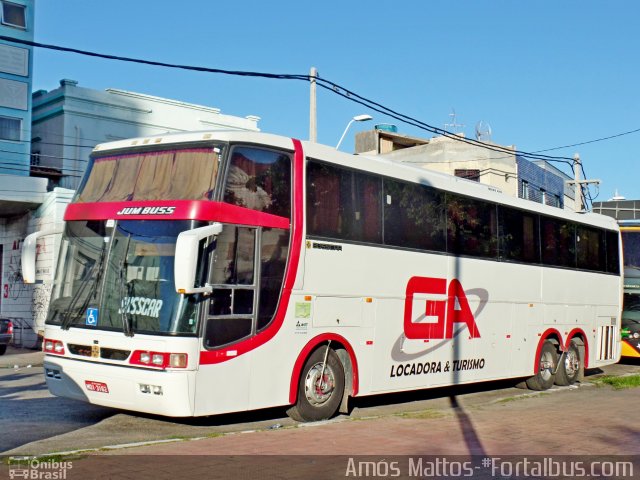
[47,220,204,335]
[622,230,640,323]
[76,147,222,202]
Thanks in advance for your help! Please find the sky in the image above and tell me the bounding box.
[31,1,640,203]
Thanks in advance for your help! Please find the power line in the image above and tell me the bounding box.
[0,34,580,166]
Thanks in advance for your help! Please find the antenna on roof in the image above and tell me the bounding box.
[444,108,465,136]
[475,120,492,142]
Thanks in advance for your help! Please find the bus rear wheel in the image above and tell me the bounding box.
[555,340,581,386]
[287,346,345,422]
[526,340,558,391]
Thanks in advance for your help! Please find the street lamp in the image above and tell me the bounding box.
[336,114,373,150]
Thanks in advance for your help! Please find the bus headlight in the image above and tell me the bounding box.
[151,353,164,366]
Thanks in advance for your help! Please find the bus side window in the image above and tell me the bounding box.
[257,228,289,331]
[223,147,291,218]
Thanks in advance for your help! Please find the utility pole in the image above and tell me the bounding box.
[309,67,317,142]
[574,153,582,212]
[566,153,601,213]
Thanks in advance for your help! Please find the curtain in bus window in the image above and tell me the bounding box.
[353,173,382,243]
[541,218,576,268]
[576,226,605,271]
[307,162,340,237]
[384,179,446,251]
[77,148,219,202]
[223,147,291,218]
[446,194,498,258]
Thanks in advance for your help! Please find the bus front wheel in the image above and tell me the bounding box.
[287,346,345,422]
[526,340,558,391]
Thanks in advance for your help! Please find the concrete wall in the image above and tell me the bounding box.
[381,136,519,197]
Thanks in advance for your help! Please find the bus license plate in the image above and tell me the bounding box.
[85,380,109,393]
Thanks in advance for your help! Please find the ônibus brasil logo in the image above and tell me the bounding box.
[403,276,480,340]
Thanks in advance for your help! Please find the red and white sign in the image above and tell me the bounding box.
[85,380,109,393]
[404,276,480,340]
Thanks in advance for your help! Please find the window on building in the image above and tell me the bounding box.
[521,180,530,200]
[1,1,26,28]
[0,116,20,141]
[454,169,480,182]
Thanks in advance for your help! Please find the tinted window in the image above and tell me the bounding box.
[447,194,497,258]
[258,228,289,331]
[306,161,382,243]
[607,231,621,274]
[541,218,576,267]
[384,179,445,251]
[577,226,605,271]
[224,146,291,218]
[499,207,540,263]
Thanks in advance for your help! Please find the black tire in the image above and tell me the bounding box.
[555,340,581,386]
[526,340,558,391]
[0,345,6,356]
[287,346,345,422]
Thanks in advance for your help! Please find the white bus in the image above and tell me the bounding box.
[23,131,622,421]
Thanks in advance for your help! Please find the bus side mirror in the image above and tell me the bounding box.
[22,225,64,284]
[174,222,223,294]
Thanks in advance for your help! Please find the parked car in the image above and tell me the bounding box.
[0,318,13,355]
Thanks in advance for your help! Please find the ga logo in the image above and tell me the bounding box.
[404,276,480,340]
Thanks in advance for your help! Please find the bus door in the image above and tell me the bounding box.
[194,224,289,414]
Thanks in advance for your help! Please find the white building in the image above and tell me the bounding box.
[4,78,261,347]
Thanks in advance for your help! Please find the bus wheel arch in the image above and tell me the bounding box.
[556,332,587,385]
[287,334,359,421]
[526,331,561,391]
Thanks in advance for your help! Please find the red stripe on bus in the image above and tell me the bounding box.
[64,200,290,229]
[565,328,590,368]
[200,138,305,365]
[288,333,360,404]
[533,328,563,373]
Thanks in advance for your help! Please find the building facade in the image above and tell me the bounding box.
[355,127,573,210]
[3,75,261,347]
[31,79,261,190]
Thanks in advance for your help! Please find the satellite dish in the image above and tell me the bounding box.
[475,120,492,141]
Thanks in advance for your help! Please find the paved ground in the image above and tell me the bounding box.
[2,346,639,479]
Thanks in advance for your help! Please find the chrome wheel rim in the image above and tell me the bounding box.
[304,362,336,406]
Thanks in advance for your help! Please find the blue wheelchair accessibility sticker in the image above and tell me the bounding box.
[86,308,99,326]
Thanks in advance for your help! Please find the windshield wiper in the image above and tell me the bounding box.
[61,243,107,330]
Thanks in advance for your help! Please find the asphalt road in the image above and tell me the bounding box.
[2,360,639,457]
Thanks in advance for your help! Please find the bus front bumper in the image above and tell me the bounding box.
[43,355,196,416]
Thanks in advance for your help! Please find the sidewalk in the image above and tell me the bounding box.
[0,345,43,368]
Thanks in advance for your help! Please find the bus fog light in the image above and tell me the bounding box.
[140,352,151,364]
[139,384,151,394]
[151,353,164,366]
[169,353,188,368]
[153,386,163,395]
